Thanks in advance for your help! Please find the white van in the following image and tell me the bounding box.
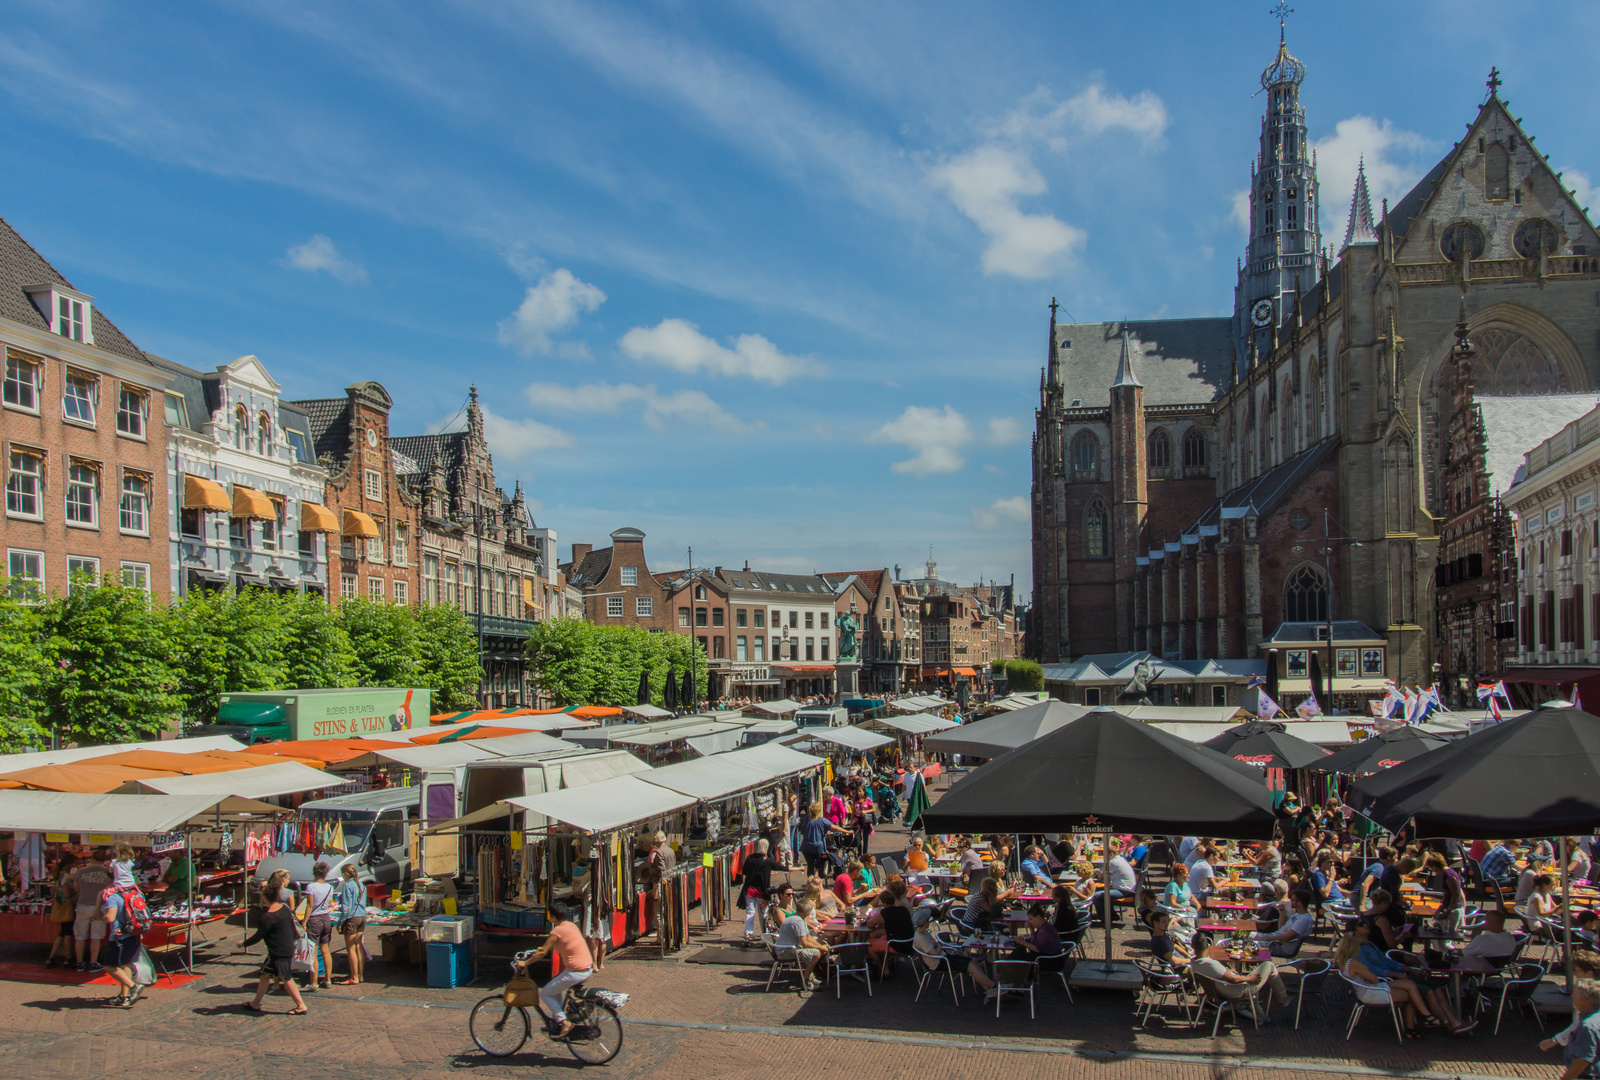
[795,706,848,728]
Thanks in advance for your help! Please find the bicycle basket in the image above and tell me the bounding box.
[580,987,630,1011]
[503,974,541,1007]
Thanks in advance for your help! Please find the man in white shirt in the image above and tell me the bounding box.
[1460,909,1519,972]
[1177,836,1200,864]
[1255,891,1314,958]
[1188,845,1218,907]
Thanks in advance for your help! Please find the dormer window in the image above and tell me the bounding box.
[22,285,94,345]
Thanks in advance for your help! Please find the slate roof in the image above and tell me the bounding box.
[276,402,316,462]
[1054,317,1233,409]
[715,568,832,599]
[1479,394,1600,496]
[0,215,148,365]
[1184,435,1338,534]
[1262,621,1384,643]
[288,397,351,463]
[566,548,613,589]
[389,432,466,477]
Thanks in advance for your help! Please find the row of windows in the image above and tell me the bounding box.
[1068,427,1207,475]
[607,595,653,618]
[688,635,833,662]
[6,448,152,534]
[339,574,410,604]
[7,548,149,599]
[4,354,151,437]
[672,606,830,630]
[422,555,523,616]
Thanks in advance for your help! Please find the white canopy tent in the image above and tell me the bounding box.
[782,726,894,752]
[642,744,824,802]
[505,775,698,834]
[1145,719,1355,747]
[121,760,346,799]
[0,790,285,834]
[748,698,803,715]
[621,703,674,720]
[869,713,958,735]
[0,734,247,772]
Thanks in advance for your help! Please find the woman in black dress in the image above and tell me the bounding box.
[242,869,307,1015]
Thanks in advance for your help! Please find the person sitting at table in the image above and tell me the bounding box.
[1355,923,1476,1035]
[809,877,842,921]
[1460,908,1518,972]
[775,899,830,992]
[1148,911,1190,970]
[1136,888,1162,931]
[1527,874,1562,943]
[1019,846,1052,888]
[859,854,881,892]
[1164,862,1202,921]
[1256,879,1291,932]
[1250,839,1283,883]
[1570,838,1594,884]
[904,838,931,874]
[1362,888,1409,950]
[1187,931,1290,1019]
[1577,911,1600,949]
[986,858,1011,890]
[1011,903,1062,963]
[962,877,1013,932]
[1105,838,1137,919]
[1517,854,1554,905]
[770,881,798,923]
[1177,836,1200,865]
[1334,927,1446,1040]
[1310,850,1345,905]
[1051,883,1086,943]
[1254,890,1314,958]
[1479,840,1517,883]
[912,922,997,1000]
[956,839,986,887]
[1187,845,1217,908]
[864,889,917,974]
[1065,861,1098,904]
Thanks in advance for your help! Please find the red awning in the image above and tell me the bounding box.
[775,665,834,674]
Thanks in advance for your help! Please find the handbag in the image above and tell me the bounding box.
[290,925,316,974]
[503,973,540,1007]
[130,945,157,987]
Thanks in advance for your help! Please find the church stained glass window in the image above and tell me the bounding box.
[1284,565,1328,623]
[1149,429,1171,470]
[1084,501,1109,558]
[1182,428,1207,472]
[1071,431,1098,476]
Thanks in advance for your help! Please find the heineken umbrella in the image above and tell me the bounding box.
[922,699,1089,758]
[637,670,651,707]
[1309,726,1448,776]
[1200,720,1331,770]
[921,709,1275,975]
[903,770,931,830]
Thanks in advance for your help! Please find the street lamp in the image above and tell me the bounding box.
[1291,508,1361,710]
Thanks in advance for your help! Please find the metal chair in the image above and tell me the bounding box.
[911,943,966,1005]
[1338,972,1405,1044]
[878,934,917,978]
[1133,959,1195,1028]
[759,932,808,993]
[827,941,873,998]
[878,856,900,876]
[1278,957,1331,1030]
[1033,940,1078,1002]
[1191,969,1264,1036]
[991,959,1037,1018]
[1476,961,1546,1035]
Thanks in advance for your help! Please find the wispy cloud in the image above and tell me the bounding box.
[284,234,367,284]
[987,82,1167,149]
[618,318,819,384]
[435,401,575,461]
[986,416,1024,446]
[498,268,606,357]
[1313,116,1434,247]
[972,495,1029,531]
[868,405,972,476]
[524,380,758,433]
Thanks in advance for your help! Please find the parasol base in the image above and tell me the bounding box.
[1069,960,1141,992]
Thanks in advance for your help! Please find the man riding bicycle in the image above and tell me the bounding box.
[514,900,592,1039]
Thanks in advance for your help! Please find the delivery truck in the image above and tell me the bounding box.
[212,687,429,743]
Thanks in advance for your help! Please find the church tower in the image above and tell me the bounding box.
[1108,329,1146,650]
[1234,23,1321,374]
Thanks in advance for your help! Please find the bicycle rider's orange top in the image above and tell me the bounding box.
[550,921,593,971]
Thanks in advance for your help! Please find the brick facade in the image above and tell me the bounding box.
[565,527,672,631]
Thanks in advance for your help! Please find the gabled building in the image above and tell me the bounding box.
[0,216,173,599]
[564,526,672,632]
[820,568,915,692]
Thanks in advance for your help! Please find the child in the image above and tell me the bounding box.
[109,841,137,890]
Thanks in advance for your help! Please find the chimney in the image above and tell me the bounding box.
[743,560,750,572]
[714,566,723,577]
[571,542,592,565]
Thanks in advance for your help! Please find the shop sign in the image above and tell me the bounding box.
[151,831,186,854]
[44,832,69,842]
[87,834,114,845]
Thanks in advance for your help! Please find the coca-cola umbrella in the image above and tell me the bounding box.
[920,709,1276,981]
[1309,726,1448,776]
[1199,720,1331,770]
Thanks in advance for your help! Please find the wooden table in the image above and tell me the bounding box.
[1205,944,1271,972]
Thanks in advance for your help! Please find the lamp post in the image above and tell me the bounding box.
[457,502,487,703]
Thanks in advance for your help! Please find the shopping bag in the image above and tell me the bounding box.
[131,946,157,987]
[291,933,316,974]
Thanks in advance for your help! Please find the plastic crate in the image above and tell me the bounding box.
[479,906,547,931]
[426,940,471,988]
[423,915,473,944]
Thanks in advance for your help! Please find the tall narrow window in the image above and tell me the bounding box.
[63,372,95,424]
[1148,428,1171,470]
[65,461,98,526]
[1182,427,1207,472]
[57,295,85,341]
[1084,500,1109,558]
[1485,142,1510,200]
[6,450,41,517]
[1071,431,1098,476]
[234,404,248,449]
[4,355,39,410]
[119,472,149,533]
[257,411,272,455]
[116,389,146,437]
[1283,564,1329,622]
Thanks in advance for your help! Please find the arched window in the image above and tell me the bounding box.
[257,410,272,455]
[1084,500,1109,558]
[1070,431,1098,476]
[1385,435,1414,532]
[1485,142,1509,201]
[1283,564,1328,623]
[1148,429,1171,470]
[1182,427,1207,473]
[233,404,248,449]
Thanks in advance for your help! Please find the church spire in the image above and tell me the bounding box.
[1046,296,1063,394]
[1342,157,1378,249]
[1111,328,1143,388]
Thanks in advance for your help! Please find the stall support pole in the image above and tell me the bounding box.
[186,833,195,975]
[1100,831,1114,973]
[1562,835,1574,993]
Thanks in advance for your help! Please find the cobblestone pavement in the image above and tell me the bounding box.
[0,775,1567,1078]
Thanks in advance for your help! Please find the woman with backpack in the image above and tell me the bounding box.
[99,882,148,1007]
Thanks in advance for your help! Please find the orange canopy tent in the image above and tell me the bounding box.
[428,707,568,725]
[566,705,624,720]
[407,725,533,745]
[249,739,409,766]
[0,762,183,794]
[93,749,266,775]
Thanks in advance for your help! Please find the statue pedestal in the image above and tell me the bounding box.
[834,662,860,703]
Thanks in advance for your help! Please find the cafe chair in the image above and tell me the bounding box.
[827,941,873,998]
[1476,961,1546,1036]
[759,932,808,994]
[1191,970,1263,1036]
[911,943,966,1006]
[878,856,900,877]
[1133,959,1195,1028]
[1278,957,1332,1030]
[1338,972,1406,1044]
[1033,941,1078,1002]
[991,959,1037,1019]
[1512,904,1559,965]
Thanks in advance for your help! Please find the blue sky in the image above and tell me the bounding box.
[3,1,1598,593]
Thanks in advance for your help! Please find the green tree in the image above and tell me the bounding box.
[40,578,181,745]
[337,598,421,687]
[282,592,358,690]
[166,588,291,725]
[526,619,706,707]
[0,579,48,751]
[414,603,483,711]
[1001,659,1044,691]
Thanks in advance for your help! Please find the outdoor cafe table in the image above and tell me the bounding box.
[1205,943,1271,972]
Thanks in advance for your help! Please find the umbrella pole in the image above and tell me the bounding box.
[1102,831,1113,973]
[1563,836,1574,993]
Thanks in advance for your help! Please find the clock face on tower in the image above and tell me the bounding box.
[1250,298,1274,328]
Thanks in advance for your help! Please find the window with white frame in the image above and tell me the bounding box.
[57,295,86,341]
[261,500,283,550]
[7,549,43,600]
[116,388,146,437]
[341,574,357,599]
[3,355,40,411]
[606,596,624,618]
[120,562,150,592]
[65,460,98,526]
[369,576,384,600]
[364,470,382,501]
[66,555,99,593]
[394,579,408,605]
[119,472,149,533]
[392,522,408,565]
[62,371,95,424]
[256,411,272,456]
[234,404,248,449]
[424,555,440,605]
[6,449,42,518]
[636,596,653,617]
[620,566,638,586]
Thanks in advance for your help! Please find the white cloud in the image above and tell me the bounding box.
[1562,168,1595,214]
[284,234,367,284]
[436,401,575,461]
[498,268,606,357]
[523,380,757,433]
[1229,189,1251,232]
[930,145,1085,278]
[987,416,1025,446]
[990,82,1167,150]
[972,495,1030,531]
[1313,116,1435,247]
[868,405,972,476]
[618,318,818,383]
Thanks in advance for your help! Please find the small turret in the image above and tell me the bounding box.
[1342,158,1379,249]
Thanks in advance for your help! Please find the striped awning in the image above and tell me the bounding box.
[230,485,275,520]
[342,509,379,538]
[183,475,230,512]
[299,502,339,533]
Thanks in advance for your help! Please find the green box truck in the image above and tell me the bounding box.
[213,687,430,743]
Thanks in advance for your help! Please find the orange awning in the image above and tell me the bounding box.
[231,485,275,520]
[342,509,379,538]
[250,739,408,765]
[0,762,182,794]
[93,749,258,775]
[567,705,624,719]
[408,725,531,745]
[183,475,230,512]
[300,502,339,533]
[954,667,978,677]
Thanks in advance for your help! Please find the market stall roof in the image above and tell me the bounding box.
[749,698,804,715]
[725,741,825,777]
[119,760,345,799]
[781,726,894,752]
[888,696,944,713]
[567,705,626,720]
[608,720,748,747]
[870,713,958,734]
[408,724,540,744]
[0,734,247,772]
[91,749,309,775]
[0,762,182,793]
[507,774,698,833]
[621,703,673,720]
[0,791,287,834]
[740,719,798,736]
[248,739,411,766]
[923,700,1088,757]
[642,753,783,801]
[1147,720,1354,747]
[1119,705,1251,723]
[372,742,501,770]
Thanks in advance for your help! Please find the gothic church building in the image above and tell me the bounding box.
[1031,33,1600,688]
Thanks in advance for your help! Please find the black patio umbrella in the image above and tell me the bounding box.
[637,670,651,707]
[1265,649,1280,703]
[681,669,696,711]
[921,699,1089,758]
[921,709,1276,975]
[1309,652,1328,715]
[664,669,679,712]
[1200,720,1331,771]
[1309,726,1448,776]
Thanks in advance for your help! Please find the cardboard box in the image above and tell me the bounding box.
[408,938,425,965]
[379,929,418,963]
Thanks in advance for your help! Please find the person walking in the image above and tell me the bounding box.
[44,853,77,969]
[241,870,308,1015]
[72,848,113,971]
[98,882,145,1008]
[739,838,778,942]
[333,865,367,985]
[300,862,337,990]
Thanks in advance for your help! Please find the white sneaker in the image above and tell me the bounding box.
[984,988,998,1002]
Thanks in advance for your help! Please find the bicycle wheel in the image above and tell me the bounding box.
[469,995,530,1057]
[563,998,623,1066]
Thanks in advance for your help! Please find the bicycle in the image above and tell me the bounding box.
[469,955,627,1066]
